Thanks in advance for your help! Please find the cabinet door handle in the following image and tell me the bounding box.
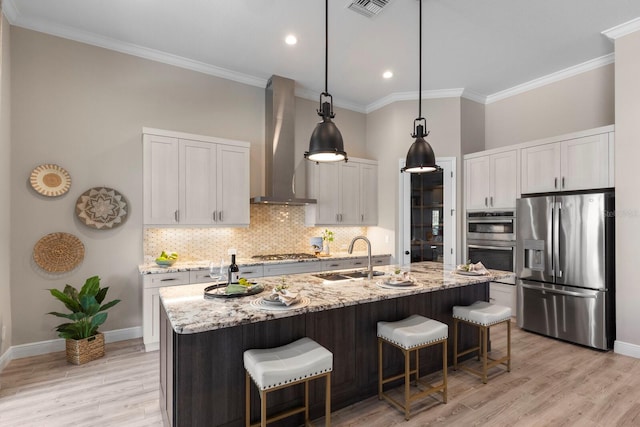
[219,211,223,222]
[212,211,217,222]
[554,177,558,189]
[340,214,343,222]
[336,214,339,222]
[484,197,488,207]
[361,214,364,222]
[490,196,493,206]
[174,210,179,222]
[562,177,565,188]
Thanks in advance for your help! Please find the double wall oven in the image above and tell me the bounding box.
[466,211,516,284]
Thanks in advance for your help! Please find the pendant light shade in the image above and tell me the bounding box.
[401,0,437,174]
[305,0,347,163]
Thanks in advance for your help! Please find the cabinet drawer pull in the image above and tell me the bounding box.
[329,263,339,267]
[242,270,254,274]
[354,262,363,266]
[160,278,178,282]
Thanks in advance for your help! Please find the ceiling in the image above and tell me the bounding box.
[5,0,640,113]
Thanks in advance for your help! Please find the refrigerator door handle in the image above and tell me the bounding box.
[521,283,596,298]
[556,202,563,279]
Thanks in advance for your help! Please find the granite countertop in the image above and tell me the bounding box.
[159,261,515,335]
[138,251,391,274]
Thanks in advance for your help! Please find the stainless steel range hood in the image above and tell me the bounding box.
[252,75,316,205]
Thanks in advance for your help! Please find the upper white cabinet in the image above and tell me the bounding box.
[465,150,518,210]
[305,158,378,226]
[521,133,611,194]
[143,128,250,226]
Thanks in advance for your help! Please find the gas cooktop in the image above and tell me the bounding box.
[251,253,318,261]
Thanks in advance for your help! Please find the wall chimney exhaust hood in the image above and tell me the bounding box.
[252,75,316,205]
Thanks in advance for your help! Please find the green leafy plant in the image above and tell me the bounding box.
[47,276,121,340]
[322,229,334,242]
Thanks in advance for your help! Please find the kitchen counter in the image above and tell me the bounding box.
[158,262,513,427]
[159,262,514,334]
[138,251,391,274]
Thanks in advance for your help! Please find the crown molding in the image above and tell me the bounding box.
[365,88,465,113]
[295,88,367,114]
[460,89,486,104]
[602,17,640,41]
[485,53,615,104]
[7,4,267,89]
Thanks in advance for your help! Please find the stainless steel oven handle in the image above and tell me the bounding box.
[468,219,514,224]
[467,244,513,251]
[521,283,596,298]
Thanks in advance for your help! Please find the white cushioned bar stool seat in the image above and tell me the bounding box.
[244,337,333,427]
[377,315,448,420]
[453,301,511,384]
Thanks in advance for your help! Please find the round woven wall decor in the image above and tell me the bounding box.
[33,232,85,273]
[76,187,128,229]
[29,164,71,197]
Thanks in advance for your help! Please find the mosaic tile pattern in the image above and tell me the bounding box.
[143,205,368,263]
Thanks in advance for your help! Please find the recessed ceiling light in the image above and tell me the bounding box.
[383,70,393,79]
[285,34,298,45]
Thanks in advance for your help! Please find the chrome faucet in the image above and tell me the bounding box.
[348,235,373,279]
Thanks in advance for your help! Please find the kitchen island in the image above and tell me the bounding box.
[158,262,513,427]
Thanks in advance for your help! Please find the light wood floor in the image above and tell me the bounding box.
[1,323,640,426]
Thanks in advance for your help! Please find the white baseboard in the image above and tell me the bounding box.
[0,326,142,370]
[614,339,640,359]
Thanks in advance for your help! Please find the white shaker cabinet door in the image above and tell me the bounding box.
[143,135,180,225]
[339,162,360,225]
[217,144,250,226]
[561,134,609,191]
[521,143,561,194]
[180,139,217,224]
[465,156,491,210]
[490,150,518,208]
[359,162,378,225]
[315,162,341,224]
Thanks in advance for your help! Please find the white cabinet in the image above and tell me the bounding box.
[306,158,378,226]
[521,133,611,194]
[489,282,516,317]
[143,128,250,226]
[321,255,390,271]
[262,261,322,277]
[465,150,518,210]
[142,272,190,352]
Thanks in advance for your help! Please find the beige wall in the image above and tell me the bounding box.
[8,27,368,346]
[366,98,462,260]
[614,29,640,351]
[461,98,485,155]
[0,12,12,358]
[485,64,615,149]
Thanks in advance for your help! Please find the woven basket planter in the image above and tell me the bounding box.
[65,332,105,365]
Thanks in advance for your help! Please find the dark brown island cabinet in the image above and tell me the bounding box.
[159,278,492,426]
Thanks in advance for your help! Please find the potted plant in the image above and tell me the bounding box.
[321,229,334,255]
[48,276,121,365]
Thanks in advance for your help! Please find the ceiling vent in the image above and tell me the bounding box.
[347,0,392,18]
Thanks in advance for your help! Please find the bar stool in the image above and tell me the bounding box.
[453,300,511,384]
[243,337,333,427]
[377,315,448,420]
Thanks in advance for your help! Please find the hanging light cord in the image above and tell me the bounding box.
[418,0,422,120]
[324,0,328,95]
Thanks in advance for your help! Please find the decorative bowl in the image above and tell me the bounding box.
[155,258,177,267]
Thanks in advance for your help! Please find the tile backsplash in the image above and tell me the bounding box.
[144,205,367,262]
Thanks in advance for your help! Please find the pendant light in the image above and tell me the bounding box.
[401,0,437,173]
[305,0,347,163]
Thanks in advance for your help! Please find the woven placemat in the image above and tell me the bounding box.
[33,232,85,273]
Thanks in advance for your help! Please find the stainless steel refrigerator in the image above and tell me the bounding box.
[516,191,615,350]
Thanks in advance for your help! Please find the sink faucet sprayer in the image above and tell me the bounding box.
[348,236,373,280]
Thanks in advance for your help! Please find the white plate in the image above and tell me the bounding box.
[250,296,310,311]
[454,269,486,276]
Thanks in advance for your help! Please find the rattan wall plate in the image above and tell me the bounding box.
[30,164,71,197]
[33,232,85,273]
[76,187,128,229]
